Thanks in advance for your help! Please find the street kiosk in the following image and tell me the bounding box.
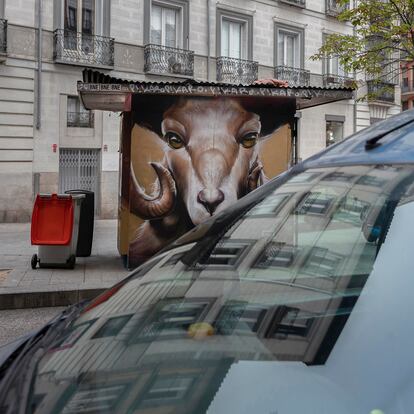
[78,69,354,268]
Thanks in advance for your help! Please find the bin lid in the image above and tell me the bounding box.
[31,194,74,246]
[78,69,354,112]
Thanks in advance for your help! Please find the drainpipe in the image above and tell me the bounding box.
[36,0,42,129]
[207,0,211,81]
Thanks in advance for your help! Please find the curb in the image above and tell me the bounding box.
[0,288,105,310]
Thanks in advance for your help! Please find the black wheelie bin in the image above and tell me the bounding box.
[65,189,94,257]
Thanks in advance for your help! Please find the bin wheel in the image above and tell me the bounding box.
[68,255,76,269]
[31,254,38,269]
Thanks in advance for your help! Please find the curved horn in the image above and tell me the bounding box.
[130,162,177,220]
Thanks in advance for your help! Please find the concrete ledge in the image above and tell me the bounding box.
[0,287,105,310]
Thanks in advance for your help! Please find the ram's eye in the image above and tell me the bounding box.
[241,133,258,148]
[165,132,184,149]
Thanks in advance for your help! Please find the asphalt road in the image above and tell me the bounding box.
[0,307,66,346]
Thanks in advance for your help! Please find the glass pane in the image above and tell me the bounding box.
[151,4,162,44]
[229,21,242,58]
[67,96,79,113]
[286,34,295,67]
[277,31,284,65]
[26,164,414,414]
[164,7,177,48]
[326,120,344,146]
[64,0,78,32]
[222,20,230,57]
[82,0,94,35]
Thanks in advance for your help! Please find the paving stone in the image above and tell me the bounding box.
[0,220,129,309]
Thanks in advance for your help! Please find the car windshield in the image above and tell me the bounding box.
[7,165,414,414]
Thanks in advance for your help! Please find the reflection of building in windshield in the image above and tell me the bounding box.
[30,165,413,414]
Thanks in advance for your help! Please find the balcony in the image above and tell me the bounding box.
[67,111,94,128]
[279,0,306,8]
[275,66,310,87]
[0,18,7,60]
[53,29,114,68]
[367,80,395,103]
[323,73,353,88]
[326,0,348,17]
[144,44,194,77]
[216,56,258,84]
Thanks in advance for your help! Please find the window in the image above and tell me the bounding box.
[327,55,346,77]
[222,19,243,59]
[326,120,344,146]
[321,171,356,182]
[295,192,336,215]
[303,247,344,278]
[64,0,95,50]
[403,77,409,89]
[197,240,251,268]
[215,302,267,335]
[254,243,298,269]
[151,4,180,48]
[144,0,189,49]
[275,23,303,68]
[246,193,290,217]
[92,315,132,339]
[402,101,409,111]
[67,96,93,128]
[134,299,210,341]
[333,196,370,226]
[266,306,315,339]
[60,384,128,414]
[217,9,253,60]
[138,374,196,407]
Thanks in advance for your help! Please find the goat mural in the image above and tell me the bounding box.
[126,95,296,267]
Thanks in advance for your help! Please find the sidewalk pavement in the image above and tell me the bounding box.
[0,220,130,310]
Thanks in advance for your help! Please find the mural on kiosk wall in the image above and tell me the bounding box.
[122,94,296,268]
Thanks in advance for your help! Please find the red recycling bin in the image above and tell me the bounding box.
[30,193,84,269]
[31,194,74,245]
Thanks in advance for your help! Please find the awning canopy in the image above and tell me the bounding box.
[78,69,354,112]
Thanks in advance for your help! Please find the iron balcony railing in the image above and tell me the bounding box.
[144,44,194,77]
[0,18,7,56]
[366,80,395,103]
[279,0,306,8]
[326,0,349,16]
[216,56,258,84]
[275,66,310,87]
[53,29,114,68]
[67,111,94,128]
[402,84,414,94]
[323,73,353,87]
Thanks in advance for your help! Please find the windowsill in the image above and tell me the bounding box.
[144,71,194,80]
[278,0,306,9]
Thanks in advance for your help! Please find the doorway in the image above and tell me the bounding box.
[59,148,101,215]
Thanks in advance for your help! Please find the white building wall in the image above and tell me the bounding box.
[0,0,401,222]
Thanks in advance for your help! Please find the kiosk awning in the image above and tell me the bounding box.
[78,70,354,112]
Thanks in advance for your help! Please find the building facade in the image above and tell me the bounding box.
[0,0,401,222]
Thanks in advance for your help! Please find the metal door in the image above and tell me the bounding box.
[59,148,100,214]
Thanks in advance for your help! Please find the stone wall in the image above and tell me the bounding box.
[0,0,401,222]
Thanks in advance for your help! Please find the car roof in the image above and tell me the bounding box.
[303,108,414,169]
